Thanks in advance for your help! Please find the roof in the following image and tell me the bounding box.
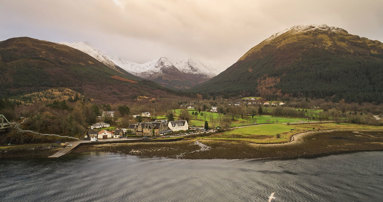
[98,130,112,134]
[128,124,137,129]
[138,121,167,129]
[88,129,98,135]
[92,122,109,126]
[169,120,187,127]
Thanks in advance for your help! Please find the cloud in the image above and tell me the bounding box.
[1,0,383,72]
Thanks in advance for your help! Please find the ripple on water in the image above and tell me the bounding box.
[1,152,383,201]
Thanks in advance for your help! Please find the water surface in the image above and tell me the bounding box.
[1,152,383,201]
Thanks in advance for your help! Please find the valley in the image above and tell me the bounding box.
[1,25,383,160]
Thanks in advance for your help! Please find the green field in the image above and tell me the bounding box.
[172,109,307,127]
[201,122,383,143]
[204,124,295,143]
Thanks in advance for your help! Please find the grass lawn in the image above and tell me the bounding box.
[155,115,167,120]
[173,109,307,127]
[204,124,295,143]
[231,115,307,127]
[201,123,383,144]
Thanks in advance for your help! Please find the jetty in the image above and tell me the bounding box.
[48,138,144,158]
[48,141,84,158]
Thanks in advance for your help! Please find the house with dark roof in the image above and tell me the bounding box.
[168,120,188,132]
[136,121,168,136]
[87,129,98,142]
[114,129,124,138]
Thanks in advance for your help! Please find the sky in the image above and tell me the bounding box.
[1,0,383,73]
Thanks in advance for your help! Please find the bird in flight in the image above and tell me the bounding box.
[268,192,276,202]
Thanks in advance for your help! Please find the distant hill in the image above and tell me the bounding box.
[194,25,383,103]
[62,42,216,90]
[0,37,174,103]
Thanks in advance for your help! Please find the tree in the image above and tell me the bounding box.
[91,104,100,116]
[220,117,232,129]
[118,105,130,116]
[103,104,111,111]
[204,121,209,130]
[258,105,263,115]
[167,113,174,121]
[179,109,191,121]
[136,116,143,123]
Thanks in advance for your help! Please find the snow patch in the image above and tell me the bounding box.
[111,57,216,77]
[61,42,116,68]
[61,41,216,78]
[265,24,348,41]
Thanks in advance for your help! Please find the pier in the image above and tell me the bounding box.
[48,138,144,158]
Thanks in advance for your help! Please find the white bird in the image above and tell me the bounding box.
[268,192,276,202]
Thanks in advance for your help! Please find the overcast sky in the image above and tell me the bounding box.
[1,0,383,73]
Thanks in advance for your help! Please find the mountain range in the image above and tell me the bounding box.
[194,25,383,103]
[0,37,174,103]
[2,24,383,103]
[62,42,216,89]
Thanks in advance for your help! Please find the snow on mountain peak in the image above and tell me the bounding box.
[61,41,216,78]
[265,24,348,42]
[111,56,216,77]
[61,42,116,68]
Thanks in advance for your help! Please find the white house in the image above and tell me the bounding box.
[168,120,189,132]
[98,130,113,139]
[132,112,151,118]
[141,112,151,117]
[90,134,98,142]
[102,111,115,118]
[210,106,218,113]
[88,129,98,142]
[90,122,110,129]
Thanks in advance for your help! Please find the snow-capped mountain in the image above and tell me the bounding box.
[61,41,216,89]
[265,24,348,42]
[111,57,216,78]
[61,42,117,69]
[111,57,216,89]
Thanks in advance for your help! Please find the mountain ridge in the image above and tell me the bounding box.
[0,37,174,103]
[194,24,383,103]
[61,42,216,89]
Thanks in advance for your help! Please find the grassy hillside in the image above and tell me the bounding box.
[0,37,175,103]
[194,25,383,103]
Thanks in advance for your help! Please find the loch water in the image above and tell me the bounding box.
[1,152,383,201]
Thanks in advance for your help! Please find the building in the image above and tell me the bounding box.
[128,124,138,134]
[88,129,98,142]
[136,121,168,136]
[168,120,188,132]
[210,106,218,113]
[90,122,110,129]
[102,111,115,118]
[114,129,124,138]
[141,112,151,117]
[132,112,151,118]
[98,130,113,139]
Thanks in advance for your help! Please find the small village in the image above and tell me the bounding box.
[84,97,288,142]
[85,110,196,142]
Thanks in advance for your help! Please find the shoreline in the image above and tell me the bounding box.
[71,130,383,160]
[1,130,383,160]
